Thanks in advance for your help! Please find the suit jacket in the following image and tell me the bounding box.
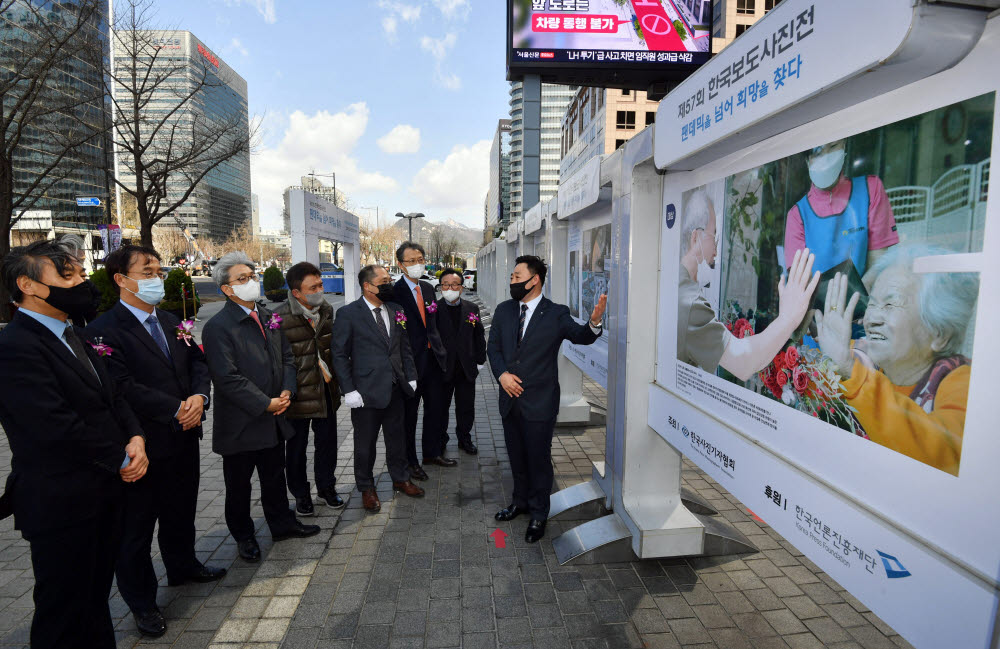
[202,299,297,456]
[487,296,600,421]
[392,277,444,379]
[330,297,417,410]
[85,302,210,461]
[0,311,142,539]
[433,298,487,382]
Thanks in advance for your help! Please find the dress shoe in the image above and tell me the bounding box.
[392,480,425,498]
[167,563,227,586]
[318,488,346,509]
[272,519,322,541]
[295,495,315,517]
[525,519,547,544]
[423,455,457,467]
[408,464,429,481]
[494,504,527,522]
[362,488,381,512]
[134,608,166,638]
[458,440,478,455]
[238,538,261,562]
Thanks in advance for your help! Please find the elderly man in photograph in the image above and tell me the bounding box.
[85,245,225,638]
[0,240,149,649]
[203,252,320,563]
[331,265,424,513]
[487,255,606,543]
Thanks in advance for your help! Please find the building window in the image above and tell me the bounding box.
[616,111,636,130]
[615,139,626,150]
[598,89,603,109]
[622,89,631,96]
[590,92,596,119]
[646,111,656,126]
[736,0,755,14]
[764,0,780,10]
[735,23,749,37]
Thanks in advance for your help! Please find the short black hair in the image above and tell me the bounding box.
[104,245,162,295]
[0,240,79,303]
[439,268,462,284]
[358,264,381,288]
[515,255,547,286]
[395,241,425,264]
[286,261,322,292]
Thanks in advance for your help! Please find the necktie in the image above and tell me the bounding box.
[63,327,98,379]
[373,307,390,346]
[414,284,427,327]
[146,314,171,358]
[517,303,528,346]
[249,310,266,339]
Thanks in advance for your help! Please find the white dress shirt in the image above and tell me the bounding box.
[120,300,168,343]
[363,296,391,338]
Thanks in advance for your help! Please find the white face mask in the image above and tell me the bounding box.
[125,277,165,306]
[442,289,461,303]
[808,148,846,189]
[405,264,423,280]
[230,279,260,302]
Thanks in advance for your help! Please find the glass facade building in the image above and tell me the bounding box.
[487,119,511,236]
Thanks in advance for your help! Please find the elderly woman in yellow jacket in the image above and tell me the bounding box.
[815,245,978,476]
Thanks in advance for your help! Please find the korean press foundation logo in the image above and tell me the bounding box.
[875,551,912,579]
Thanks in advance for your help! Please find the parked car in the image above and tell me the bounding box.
[421,274,440,292]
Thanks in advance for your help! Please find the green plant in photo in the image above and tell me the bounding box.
[263,265,287,302]
[673,19,688,41]
[161,268,200,316]
[89,268,119,313]
[633,18,645,41]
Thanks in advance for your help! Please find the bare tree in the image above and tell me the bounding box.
[109,0,256,248]
[151,226,189,260]
[427,226,445,263]
[0,0,109,319]
[360,219,400,266]
[443,237,460,267]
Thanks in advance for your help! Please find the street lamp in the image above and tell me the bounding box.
[397,211,425,242]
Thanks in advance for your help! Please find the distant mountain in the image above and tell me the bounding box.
[391,217,483,258]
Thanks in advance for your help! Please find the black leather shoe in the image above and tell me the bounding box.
[423,455,457,467]
[295,495,315,516]
[317,488,346,509]
[525,519,547,544]
[167,563,227,586]
[409,464,429,481]
[495,504,527,522]
[272,519,321,542]
[135,609,166,637]
[458,440,478,455]
[238,538,261,562]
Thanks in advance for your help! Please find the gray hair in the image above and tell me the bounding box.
[58,233,86,260]
[215,251,255,289]
[868,245,980,357]
[680,189,714,257]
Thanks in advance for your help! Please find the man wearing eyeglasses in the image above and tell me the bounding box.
[203,252,320,564]
[85,245,225,638]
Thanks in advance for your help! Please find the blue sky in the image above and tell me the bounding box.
[153,0,510,230]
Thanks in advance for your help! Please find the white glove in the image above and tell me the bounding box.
[408,380,417,392]
[477,364,485,372]
[344,390,364,409]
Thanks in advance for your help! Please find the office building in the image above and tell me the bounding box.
[508,81,576,224]
[712,0,783,51]
[112,30,251,242]
[486,119,512,236]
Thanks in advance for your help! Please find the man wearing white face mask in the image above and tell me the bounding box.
[86,245,223,638]
[679,190,821,381]
[784,139,898,285]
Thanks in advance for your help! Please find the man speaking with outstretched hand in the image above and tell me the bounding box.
[487,255,606,543]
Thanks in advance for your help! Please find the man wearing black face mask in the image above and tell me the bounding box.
[59,234,102,325]
[487,255,607,543]
[0,240,149,649]
[330,265,423,513]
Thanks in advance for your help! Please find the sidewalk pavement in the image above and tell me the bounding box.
[0,295,913,649]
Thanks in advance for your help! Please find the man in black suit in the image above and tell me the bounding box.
[488,255,606,543]
[86,245,226,638]
[331,265,425,513]
[392,242,450,478]
[423,268,486,459]
[0,240,149,649]
[203,252,320,563]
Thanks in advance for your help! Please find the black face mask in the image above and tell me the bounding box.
[373,284,395,303]
[41,281,95,321]
[509,276,535,302]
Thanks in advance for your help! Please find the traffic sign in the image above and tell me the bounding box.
[76,197,101,207]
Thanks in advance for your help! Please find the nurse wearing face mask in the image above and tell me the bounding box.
[784,140,899,285]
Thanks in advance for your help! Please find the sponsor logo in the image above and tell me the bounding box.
[665,203,676,229]
[197,43,220,68]
[876,551,912,579]
[681,425,690,438]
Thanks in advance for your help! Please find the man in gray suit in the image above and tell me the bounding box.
[202,252,320,562]
[331,265,425,512]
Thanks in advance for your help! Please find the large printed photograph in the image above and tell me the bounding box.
[676,92,994,476]
[582,224,611,333]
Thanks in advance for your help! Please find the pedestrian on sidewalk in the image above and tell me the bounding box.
[423,268,486,459]
[331,264,425,513]
[488,255,607,543]
[275,262,345,516]
[86,245,225,639]
[392,242,450,479]
[0,240,149,649]
[202,251,320,564]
